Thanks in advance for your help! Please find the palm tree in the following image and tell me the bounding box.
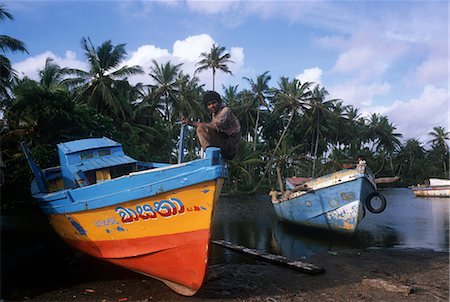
[252,77,313,192]
[329,100,348,150]
[304,85,336,177]
[368,114,402,155]
[229,89,256,143]
[222,84,240,107]
[367,114,402,174]
[395,138,425,175]
[428,126,449,149]
[195,44,233,91]
[342,105,367,155]
[427,126,449,177]
[226,141,264,192]
[176,73,204,119]
[62,37,143,120]
[39,57,69,92]
[148,59,183,121]
[0,4,28,101]
[243,71,272,151]
[148,59,188,162]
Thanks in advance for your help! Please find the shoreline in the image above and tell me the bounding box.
[2,246,448,301]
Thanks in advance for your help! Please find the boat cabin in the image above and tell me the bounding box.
[56,137,138,190]
[22,137,173,194]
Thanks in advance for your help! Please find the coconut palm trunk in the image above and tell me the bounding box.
[252,111,295,193]
[311,117,320,178]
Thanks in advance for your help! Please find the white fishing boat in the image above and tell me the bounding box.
[411,178,450,197]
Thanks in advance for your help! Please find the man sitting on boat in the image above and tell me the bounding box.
[182,91,241,160]
[342,155,366,169]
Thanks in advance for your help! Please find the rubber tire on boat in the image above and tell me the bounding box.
[365,191,387,214]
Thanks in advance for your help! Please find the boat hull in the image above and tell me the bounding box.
[46,179,223,295]
[412,186,450,197]
[24,139,227,296]
[273,171,376,233]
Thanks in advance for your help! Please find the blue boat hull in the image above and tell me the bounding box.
[273,173,376,233]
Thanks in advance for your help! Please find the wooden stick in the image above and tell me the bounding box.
[211,240,325,275]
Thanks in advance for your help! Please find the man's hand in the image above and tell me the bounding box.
[182,117,199,127]
[181,117,191,125]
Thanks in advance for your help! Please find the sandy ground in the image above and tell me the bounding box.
[3,245,448,302]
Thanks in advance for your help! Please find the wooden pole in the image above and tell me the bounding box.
[178,124,186,164]
[212,240,325,275]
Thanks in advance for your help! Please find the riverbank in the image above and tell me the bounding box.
[2,193,448,301]
[2,244,448,301]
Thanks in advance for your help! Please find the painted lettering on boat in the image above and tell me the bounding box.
[114,198,206,224]
[95,217,118,227]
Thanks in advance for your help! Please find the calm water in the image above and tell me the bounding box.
[1,188,448,299]
[209,188,449,264]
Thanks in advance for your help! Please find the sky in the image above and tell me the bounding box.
[2,0,449,145]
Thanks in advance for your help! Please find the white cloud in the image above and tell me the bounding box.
[229,47,244,69]
[13,34,245,93]
[328,82,391,108]
[333,46,381,74]
[329,26,409,82]
[186,0,238,14]
[127,45,171,66]
[173,34,215,62]
[414,56,449,86]
[295,67,322,85]
[379,85,448,142]
[13,51,86,81]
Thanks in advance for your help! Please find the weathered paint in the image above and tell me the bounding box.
[274,165,375,233]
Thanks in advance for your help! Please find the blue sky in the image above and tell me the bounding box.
[3,0,449,144]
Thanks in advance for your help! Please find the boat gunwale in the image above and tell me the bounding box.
[32,156,226,214]
[275,170,375,204]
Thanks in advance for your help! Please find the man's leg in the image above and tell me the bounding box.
[196,124,223,149]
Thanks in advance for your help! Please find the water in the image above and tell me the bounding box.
[1,188,448,299]
[209,188,449,264]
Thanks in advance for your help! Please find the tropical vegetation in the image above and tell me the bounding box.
[1,4,448,205]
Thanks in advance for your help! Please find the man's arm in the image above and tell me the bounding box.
[182,117,218,131]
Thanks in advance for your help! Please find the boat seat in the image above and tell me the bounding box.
[48,178,64,192]
[96,169,111,183]
[75,170,90,187]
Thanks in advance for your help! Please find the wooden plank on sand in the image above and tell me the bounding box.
[211,240,325,275]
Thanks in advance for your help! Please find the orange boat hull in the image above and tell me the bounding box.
[47,179,223,295]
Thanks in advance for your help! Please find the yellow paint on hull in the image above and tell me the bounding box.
[49,179,223,242]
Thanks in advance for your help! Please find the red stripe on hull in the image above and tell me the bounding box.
[63,229,210,294]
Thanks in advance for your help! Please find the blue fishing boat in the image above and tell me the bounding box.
[22,136,227,296]
[271,162,386,233]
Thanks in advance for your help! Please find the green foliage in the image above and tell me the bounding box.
[1,32,448,206]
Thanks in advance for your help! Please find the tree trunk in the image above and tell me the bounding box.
[253,107,260,151]
[212,68,216,91]
[276,163,284,194]
[311,118,320,178]
[252,111,294,193]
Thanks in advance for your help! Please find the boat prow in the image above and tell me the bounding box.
[22,137,227,295]
[271,163,386,233]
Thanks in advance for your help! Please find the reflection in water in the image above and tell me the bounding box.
[210,188,449,264]
[357,188,449,251]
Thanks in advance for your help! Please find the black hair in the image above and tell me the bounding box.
[203,91,222,105]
